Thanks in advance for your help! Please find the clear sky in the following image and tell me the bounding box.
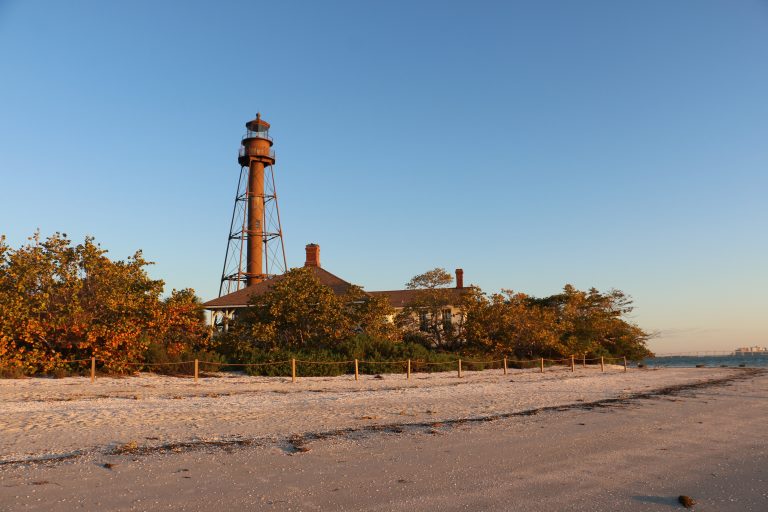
[1,1,766,353]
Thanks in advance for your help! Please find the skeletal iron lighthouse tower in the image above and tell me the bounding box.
[218,114,287,296]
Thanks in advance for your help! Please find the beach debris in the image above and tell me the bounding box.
[102,463,116,470]
[288,435,310,453]
[30,480,50,485]
[678,495,695,508]
[113,440,139,454]
[373,374,384,379]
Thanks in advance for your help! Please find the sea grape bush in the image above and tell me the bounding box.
[461,284,653,360]
[0,232,209,374]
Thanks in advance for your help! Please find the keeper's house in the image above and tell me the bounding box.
[203,244,466,329]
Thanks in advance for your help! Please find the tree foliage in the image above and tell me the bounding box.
[463,283,652,359]
[0,232,208,374]
[462,288,560,357]
[218,267,396,358]
[221,266,652,362]
[395,268,462,348]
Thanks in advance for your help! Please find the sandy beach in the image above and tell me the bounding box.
[1,367,766,510]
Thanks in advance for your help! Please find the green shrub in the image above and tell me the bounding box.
[143,342,227,375]
[218,335,465,377]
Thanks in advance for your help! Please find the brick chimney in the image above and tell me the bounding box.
[305,243,320,268]
[455,268,464,289]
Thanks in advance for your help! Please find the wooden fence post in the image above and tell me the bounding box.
[571,355,575,372]
[458,359,462,378]
[90,357,96,383]
[354,359,359,381]
[291,358,296,383]
[600,356,605,372]
[194,359,199,383]
[407,359,411,380]
[623,356,628,372]
[540,357,544,373]
[582,355,586,368]
[503,357,508,375]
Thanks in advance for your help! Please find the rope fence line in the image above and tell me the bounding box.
[358,360,409,365]
[296,360,355,365]
[207,360,292,368]
[68,353,631,384]
[123,361,197,366]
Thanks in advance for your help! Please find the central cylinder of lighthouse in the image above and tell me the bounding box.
[247,160,265,285]
[239,114,276,286]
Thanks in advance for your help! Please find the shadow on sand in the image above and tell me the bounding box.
[631,495,682,508]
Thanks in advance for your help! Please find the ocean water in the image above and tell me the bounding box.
[638,355,768,368]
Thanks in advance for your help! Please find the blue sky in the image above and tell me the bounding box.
[1,1,766,352]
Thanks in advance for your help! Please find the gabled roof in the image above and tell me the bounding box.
[368,288,466,309]
[203,264,467,311]
[203,266,354,309]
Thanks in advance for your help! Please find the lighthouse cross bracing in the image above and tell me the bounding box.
[218,114,287,298]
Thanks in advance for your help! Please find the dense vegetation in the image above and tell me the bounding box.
[217,267,652,376]
[0,233,211,376]
[0,233,653,377]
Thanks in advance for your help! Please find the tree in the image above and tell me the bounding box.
[152,288,210,356]
[0,232,208,373]
[462,283,652,360]
[342,285,399,342]
[222,267,395,355]
[462,288,560,357]
[396,268,463,348]
[531,285,653,360]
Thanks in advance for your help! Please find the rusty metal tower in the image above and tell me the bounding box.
[218,114,287,295]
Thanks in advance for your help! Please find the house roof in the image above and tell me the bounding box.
[203,266,354,309]
[204,256,467,310]
[368,288,466,308]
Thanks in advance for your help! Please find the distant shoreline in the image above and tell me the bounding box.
[641,354,768,368]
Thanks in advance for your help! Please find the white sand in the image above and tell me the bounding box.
[0,366,737,464]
